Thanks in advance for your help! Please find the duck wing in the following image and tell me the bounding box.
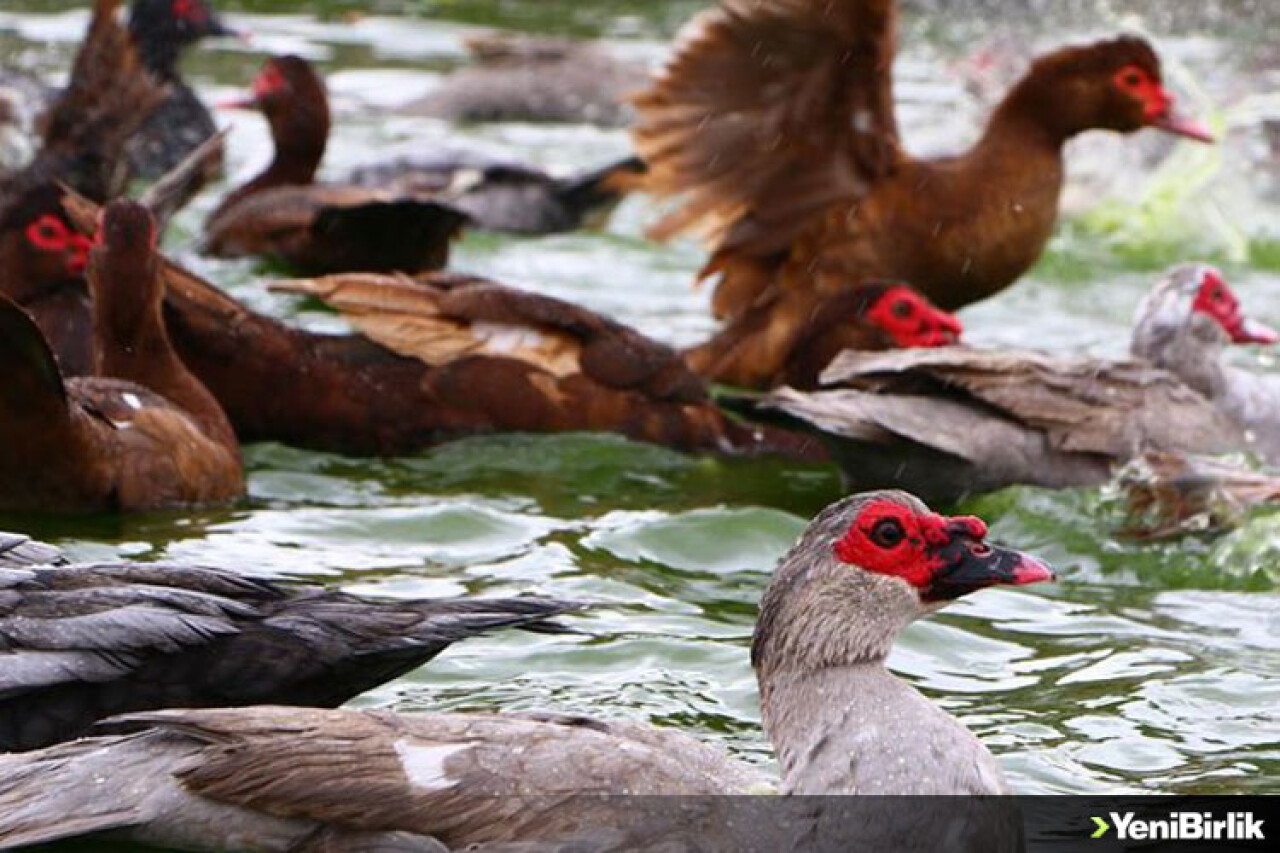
[0,560,581,751]
[820,347,1240,457]
[740,346,1241,501]
[272,272,706,403]
[26,0,165,200]
[633,0,899,260]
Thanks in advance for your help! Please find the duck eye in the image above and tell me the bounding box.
[891,298,913,319]
[25,216,68,251]
[869,518,906,548]
[969,542,992,557]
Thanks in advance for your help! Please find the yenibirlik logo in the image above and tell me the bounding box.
[1091,811,1265,841]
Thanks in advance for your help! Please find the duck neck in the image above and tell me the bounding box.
[1132,330,1228,402]
[131,28,185,82]
[978,77,1074,158]
[215,106,328,216]
[93,257,237,450]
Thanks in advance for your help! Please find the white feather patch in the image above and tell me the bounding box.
[394,739,469,791]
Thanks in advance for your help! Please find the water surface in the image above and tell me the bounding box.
[1,0,1277,804]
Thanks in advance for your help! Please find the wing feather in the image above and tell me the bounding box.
[633,0,899,256]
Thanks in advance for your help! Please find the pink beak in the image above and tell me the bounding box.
[1232,317,1280,345]
[1153,111,1215,143]
[1008,554,1056,586]
[215,95,259,111]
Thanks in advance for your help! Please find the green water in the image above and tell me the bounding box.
[1,0,1277,806]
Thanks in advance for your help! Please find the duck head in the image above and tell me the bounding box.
[858,283,964,349]
[220,56,329,183]
[0,185,93,300]
[999,36,1212,144]
[1132,265,1277,371]
[751,491,1053,675]
[130,0,243,79]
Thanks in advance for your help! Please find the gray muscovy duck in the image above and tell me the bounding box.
[0,558,579,752]
[344,151,646,235]
[1131,264,1280,461]
[742,266,1274,503]
[0,491,1051,851]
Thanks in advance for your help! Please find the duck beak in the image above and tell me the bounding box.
[924,543,1055,602]
[215,95,259,111]
[1152,111,1215,143]
[1148,89,1214,143]
[205,12,251,42]
[1231,316,1280,345]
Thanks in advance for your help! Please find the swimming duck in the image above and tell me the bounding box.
[0,491,1053,851]
[0,199,241,513]
[344,150,646,235]
[205,56,468,274]
[1,0,166,204]
[1131,265,1280,461]
[744,266,1270,503]
[685,281,964,390]
[0,557,579,752]
[407,31,643,127]
[632,0,1213,327]
[60,188,816,459]
[0,0,236,182]
[125,0,240,178]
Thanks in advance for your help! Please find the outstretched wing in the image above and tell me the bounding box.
[633,0,900,257]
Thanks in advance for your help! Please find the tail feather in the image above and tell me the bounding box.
[554,155,647,219]
[312,200,470,273]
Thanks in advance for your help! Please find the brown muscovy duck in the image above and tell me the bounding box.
[0,200,241,513]
[0,0,170,381]
[0,492,1052,852]
[0,0,236,181]
[685,281,963,390]
[56,190,817,460]
[205,56,469,274]
[632,0,1213,326]
[0,557,580,752]
[125,0,241,178]
[0,185,97,376]
[742,267,1273,504]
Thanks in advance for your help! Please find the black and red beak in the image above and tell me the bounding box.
[923,532,1054,602]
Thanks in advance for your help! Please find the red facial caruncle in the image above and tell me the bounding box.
[833,497,1053,601]
[253,64,286,100]
[1191,268,1279,345]
[834,498,987,587]
[172,0,208,25]
[23,215,94,276]
[866,285,963,348]
[1112,64,1213,143]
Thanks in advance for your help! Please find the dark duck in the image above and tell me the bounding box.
[0,200,242,513]
[125,0,242,178]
